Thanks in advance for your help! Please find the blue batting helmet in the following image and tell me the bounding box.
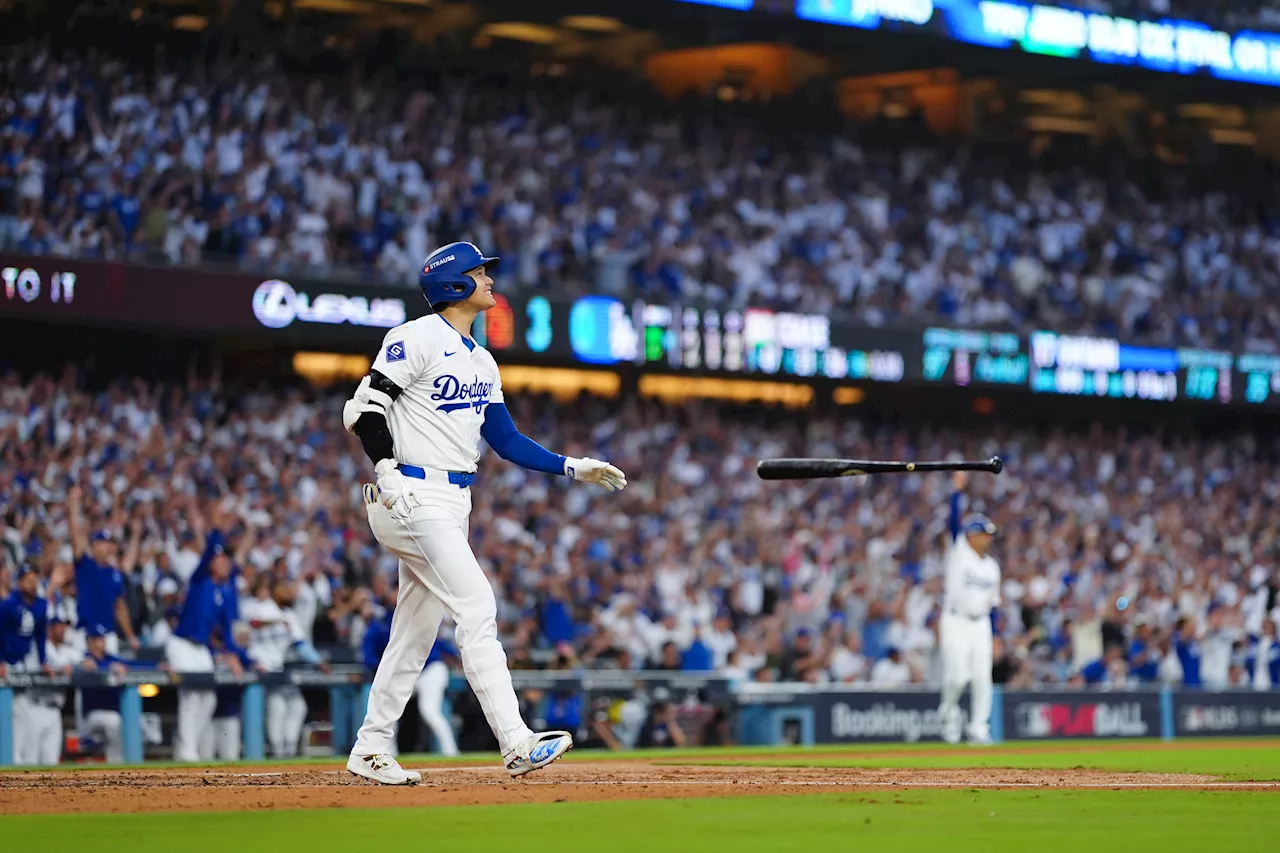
[419,242,499,312]
[963,514,997,535]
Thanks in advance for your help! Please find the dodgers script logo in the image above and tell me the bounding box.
[964,571,997,590]
[431,374,493,413]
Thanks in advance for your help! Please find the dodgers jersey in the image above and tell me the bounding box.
[242,597,306,672]
[372,314,503,473]
[943,533,1001,619]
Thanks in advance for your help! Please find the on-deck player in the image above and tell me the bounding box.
[937,471,1001,745]
[343,241,627,784]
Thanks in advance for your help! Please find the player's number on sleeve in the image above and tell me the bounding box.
[526,296,552,353]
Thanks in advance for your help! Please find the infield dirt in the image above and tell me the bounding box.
[2,759,1274,815]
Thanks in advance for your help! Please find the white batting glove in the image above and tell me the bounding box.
[374,459,413,519]
[565,457,627,491]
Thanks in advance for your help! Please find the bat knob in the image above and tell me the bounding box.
[988,456,1004,474]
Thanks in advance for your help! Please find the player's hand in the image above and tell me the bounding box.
[374,460,414,520]
[566,457,627,491]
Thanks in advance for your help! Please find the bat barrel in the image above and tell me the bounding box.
[756,456,1004,480]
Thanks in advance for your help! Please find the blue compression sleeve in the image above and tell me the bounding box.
[481,403,567,475]
[949,491,962,541]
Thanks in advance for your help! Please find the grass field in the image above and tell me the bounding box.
[2,739,1278,853]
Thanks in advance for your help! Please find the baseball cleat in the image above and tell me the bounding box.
[347,753,422,785]
[504,730,573,778]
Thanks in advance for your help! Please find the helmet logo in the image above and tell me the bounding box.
[426,254,456,272]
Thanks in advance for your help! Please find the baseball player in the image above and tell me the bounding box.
[67,487,140,654]
[342,241,626,784]
[205,631,252,762]
[415,637,460,756]
[1247,619,1280,690]
[167,508,245,762]
[1,565,51,765]
[937,472,1001,745]
[19,609,85,766]
[242,577,328,757]
[81,625,132,763]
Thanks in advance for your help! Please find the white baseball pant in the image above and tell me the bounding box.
[165,635,216,761]
[938,611,994,742]
[353,479,534,757]
[85,709,125,763]
[416,660,460,756]
[204,715,242,761]
[266,686,308,758]
[12,694,63,766]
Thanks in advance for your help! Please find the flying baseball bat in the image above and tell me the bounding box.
[756,456,1004,480]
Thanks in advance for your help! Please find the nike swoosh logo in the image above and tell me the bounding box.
[443,351,456,357]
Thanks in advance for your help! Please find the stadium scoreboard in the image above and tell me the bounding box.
[567,295,907,383]
[3,252,1277,411]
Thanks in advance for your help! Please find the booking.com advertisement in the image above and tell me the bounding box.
[674,0,1280,87]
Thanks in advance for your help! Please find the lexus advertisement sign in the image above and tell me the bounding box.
[1004,692,1161,739]
[0,253,549,354]
[0,253,415,344]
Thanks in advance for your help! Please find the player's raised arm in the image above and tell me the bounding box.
[67,485,90,559]
[948,471,965,542]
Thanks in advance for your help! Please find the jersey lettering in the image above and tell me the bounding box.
[964,571,997,590]
[431,375,493,413]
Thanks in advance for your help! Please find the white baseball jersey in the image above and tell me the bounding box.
[371,315,503,473]
[242,597,305,672]
[943,533,1001,619]
[33,640,86,707]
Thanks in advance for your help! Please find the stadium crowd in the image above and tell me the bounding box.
[3,367,1279,707]
[4,40,1280,352]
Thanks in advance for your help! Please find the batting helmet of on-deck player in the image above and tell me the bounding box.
[419,241,500,313]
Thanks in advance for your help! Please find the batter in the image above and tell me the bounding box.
[343,241,626,784]
[937,471,1001,745]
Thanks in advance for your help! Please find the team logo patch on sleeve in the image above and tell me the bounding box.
[386,341,407,362]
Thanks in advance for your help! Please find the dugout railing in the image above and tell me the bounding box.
[2,672,1279,765]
